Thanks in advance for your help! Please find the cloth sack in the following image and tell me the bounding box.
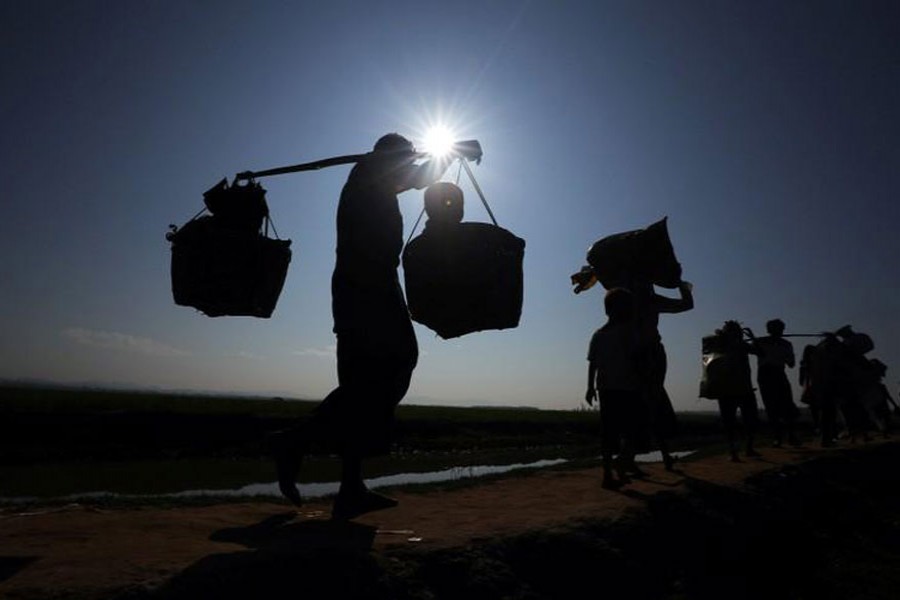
[699,334,754,399]
[586,217,682,289]
[168,179,291,318]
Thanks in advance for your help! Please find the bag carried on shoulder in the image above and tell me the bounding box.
[698,333,753,399]
[167,178,292,318]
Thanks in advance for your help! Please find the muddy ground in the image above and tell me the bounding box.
[2,441,900,599]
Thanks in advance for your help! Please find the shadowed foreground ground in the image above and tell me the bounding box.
[2,441,900,599]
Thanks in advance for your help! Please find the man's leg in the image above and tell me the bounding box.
[718,398,739,461]
[271,415,319,507]
[820,395,837,447]
[331,450,399,520]
[654,387,677,471]
[272,440,304,506]
[743,395,761,457]
[649,346,677,470]
[599,394,627,488]
[331,326,417,520]
[759,372,783,446]
[273,333,358,507]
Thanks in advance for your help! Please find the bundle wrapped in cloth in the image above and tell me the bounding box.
[403,182,525,339]
[571,217,682,293]
[698,332,749,399]
[167,178,292,318]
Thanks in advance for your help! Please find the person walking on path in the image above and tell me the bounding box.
[711,320,761,462]
[749,319,800,447]
[628,279,693,470]
[586,287,648,489]
[272,133,468,520]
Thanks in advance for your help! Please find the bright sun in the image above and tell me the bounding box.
[421,125,457,158]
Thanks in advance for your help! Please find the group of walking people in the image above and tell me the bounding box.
[695,319,896,463]
[589,296,897,477]
[268,131,895,517]
[698,318,801,462]
[799,327,898,445]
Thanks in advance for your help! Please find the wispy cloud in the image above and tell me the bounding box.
[290,345,426,358]
[236,350,265,360]
[62,328,190,358]
[292,345,337,359]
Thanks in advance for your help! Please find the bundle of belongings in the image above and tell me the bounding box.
[403,182,525,339]
[698,327,753,400]
[571,217,682,293]
[167,178,292,318]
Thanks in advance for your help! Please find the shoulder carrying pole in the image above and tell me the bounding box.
[233,150,440,182]
[234,153,369,182]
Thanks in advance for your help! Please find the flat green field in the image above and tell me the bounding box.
[0,384,760,505]
[0,384,723,464]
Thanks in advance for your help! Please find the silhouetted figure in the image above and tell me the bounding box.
[833,325,877,442]
[806,335,844,447]
[586,287,647,489]
[865,359,898,436]
[806,327,875,447]
[272,133,458,519]
[571,218,689,471]
[799,344,821,434]
[628,279,693,470]
[748,319,800,447]
[708,321,761,462]
[595,278,692,469]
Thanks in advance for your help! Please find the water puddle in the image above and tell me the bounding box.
[0,450,692,504]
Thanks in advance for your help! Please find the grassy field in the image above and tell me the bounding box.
[0,384,318,417]
[0,384,727,464]
[1,384,788,508]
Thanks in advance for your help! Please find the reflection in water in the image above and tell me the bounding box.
[233,458,570,501]
[2,451,692,504]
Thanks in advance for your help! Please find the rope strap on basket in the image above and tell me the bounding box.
[405,158,497,245]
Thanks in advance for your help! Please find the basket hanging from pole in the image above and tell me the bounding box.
[167,178,292,318]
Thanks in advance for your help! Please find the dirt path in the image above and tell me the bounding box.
[0,442,894,599]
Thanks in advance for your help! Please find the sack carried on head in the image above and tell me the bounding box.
[586,217,682,289]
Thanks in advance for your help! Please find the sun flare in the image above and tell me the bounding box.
[421,125,457,158]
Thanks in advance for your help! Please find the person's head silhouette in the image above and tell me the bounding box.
[718,320,743,342]
[373,133,416,160]
[604,287,634,322]
[766,318,785,337]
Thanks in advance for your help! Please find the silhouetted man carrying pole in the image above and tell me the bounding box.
[748,319,800,447]
[273,133,474,520]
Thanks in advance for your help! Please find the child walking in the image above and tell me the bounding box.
[586,287,647,489]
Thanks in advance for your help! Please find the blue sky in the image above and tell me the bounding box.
[2,1,898,410]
